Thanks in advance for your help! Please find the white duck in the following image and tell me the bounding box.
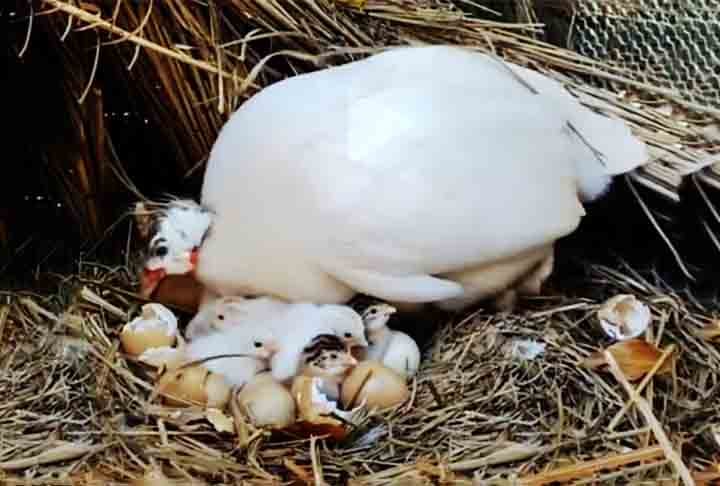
[138,45,647,312]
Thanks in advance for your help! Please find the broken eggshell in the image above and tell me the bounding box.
[285,375,360,441]
[138,346,187,370]
[597,294,651,341]
[340,360,409,411]
[156,364,231,408]
[120,303,178,356]
[235,372,296,428]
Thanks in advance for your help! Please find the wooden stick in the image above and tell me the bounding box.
[517,445,665,485]
[604,350,696,486]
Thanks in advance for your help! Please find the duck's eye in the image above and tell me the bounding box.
[217,314,225,321]
[369,309,377,315]
[330,353,337,359]
[253,342,262,348]
[154,246,168,258]
[344,332,352,338]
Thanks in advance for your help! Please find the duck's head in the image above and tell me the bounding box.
[134,199,213,299]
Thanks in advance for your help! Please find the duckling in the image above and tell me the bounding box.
[361,303,420,378]
[185,324,280,386]
[185,295,288,339]
[267,303,368,383]
[291,333,358,402]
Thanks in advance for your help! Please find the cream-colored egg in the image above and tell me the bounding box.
[156,364,231,408]
[121,304,178,356]
[597,294,650,341]
[138,346,187,370]
[236,372,296,428]
[341,360,409,410]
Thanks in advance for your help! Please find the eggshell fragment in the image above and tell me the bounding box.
[236,373,296,428]
[156,364,231,408]
[138,346,187,370]
[597,294,650,341]
[583,339,674,381]
[292,376,342,425]
[121,304,178,356]
[341,360,409,410]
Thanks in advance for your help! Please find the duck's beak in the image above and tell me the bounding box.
[140,267,166,299]
[189,248,199,269]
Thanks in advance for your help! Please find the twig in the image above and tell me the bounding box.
[40,0,251,85]
[607,344,676,431]
[603,350,696,486]
[517,445,665,485]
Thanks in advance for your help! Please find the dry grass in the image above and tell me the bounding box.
[6,0,719,250]
[1,263,719,484]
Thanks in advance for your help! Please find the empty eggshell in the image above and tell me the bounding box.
[597,294,650,341]
[121,304,178,356]
[236,372,296,428]
[341,360,409,410]
[292,375,342,425]
[156,364,231,408]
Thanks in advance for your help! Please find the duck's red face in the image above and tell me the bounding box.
[139,247,200,299]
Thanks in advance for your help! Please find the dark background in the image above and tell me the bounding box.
[4,1,720,299]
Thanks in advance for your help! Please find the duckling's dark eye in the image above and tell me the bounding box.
[330,353,337,359]
[253,341,262,348]
[369,309,377,315]
[217,314,225,321]
[154,246,168,258]
[344,332,352,338]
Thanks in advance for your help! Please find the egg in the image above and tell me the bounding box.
[341,360,409,410]
[597,294,651,341]
[120,303,178,356]
[235,372,296,428]
[138,346,187,370]
[156,364,231,408]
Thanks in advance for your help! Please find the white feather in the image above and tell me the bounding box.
[189,45,647,308]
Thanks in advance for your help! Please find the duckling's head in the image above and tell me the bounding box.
[321,305,368,349]
[301,334,358,380]
[361,303,397,332]
[238,327,281,361]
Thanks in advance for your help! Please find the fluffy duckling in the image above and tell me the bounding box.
[291,334,358,402]
[185,324,279,386]
[185,295,288,339]
[361,303,420,378]
[267,303,368,383]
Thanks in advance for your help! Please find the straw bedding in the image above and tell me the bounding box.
[1,262,719,485]
[4,1,720,484]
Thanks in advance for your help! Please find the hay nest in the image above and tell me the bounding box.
[1,264,719,485]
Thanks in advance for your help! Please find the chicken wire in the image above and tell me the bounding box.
[567,0,720,111]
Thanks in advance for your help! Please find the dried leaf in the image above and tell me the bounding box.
[583,339,673,381]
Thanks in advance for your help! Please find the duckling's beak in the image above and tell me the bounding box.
[264,340,281,357]
[344,354,358,367]
[140,267,166,299]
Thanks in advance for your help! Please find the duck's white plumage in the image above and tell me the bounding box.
[196,45,647,308]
